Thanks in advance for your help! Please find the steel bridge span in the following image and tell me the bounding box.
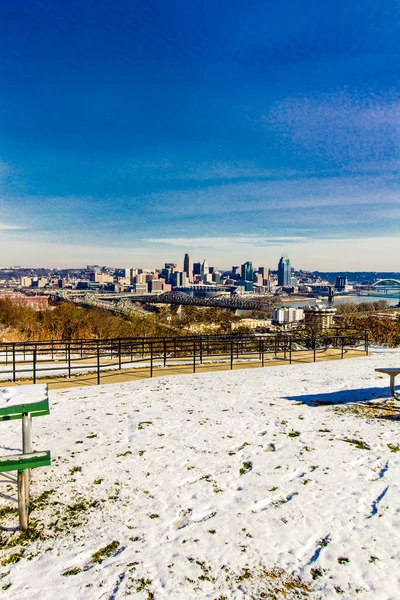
[113,291,274,311]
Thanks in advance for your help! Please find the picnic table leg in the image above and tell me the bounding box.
[390,375,400,400]
[18,470,28,531]
[22,413,32,509]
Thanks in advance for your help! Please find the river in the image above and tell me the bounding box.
[274,295,399,309]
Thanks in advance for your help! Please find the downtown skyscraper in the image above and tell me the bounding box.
[183,252,193,283]
[278,254,291,286]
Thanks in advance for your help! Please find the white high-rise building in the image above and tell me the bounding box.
[272,307,304,324]
[201,259,209,276]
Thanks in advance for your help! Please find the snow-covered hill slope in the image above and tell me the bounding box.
[1,349,400,599]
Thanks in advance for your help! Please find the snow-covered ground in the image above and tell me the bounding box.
[1,349,400,599]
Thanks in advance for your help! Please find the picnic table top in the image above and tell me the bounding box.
[0,384,49,420]
[375,368,400,376]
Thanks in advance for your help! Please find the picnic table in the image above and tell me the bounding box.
[0,384,51,530]
[375,368,400,400]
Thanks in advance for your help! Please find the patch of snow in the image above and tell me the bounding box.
[0,349,400,599]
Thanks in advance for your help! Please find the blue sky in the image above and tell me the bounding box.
[0,0,399,269]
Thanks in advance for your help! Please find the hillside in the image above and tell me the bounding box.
[1,349,400,599]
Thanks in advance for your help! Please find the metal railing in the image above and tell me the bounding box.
[0,331,369,385]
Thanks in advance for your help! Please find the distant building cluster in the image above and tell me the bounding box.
[5,254,395,333]
[2,253,353,303]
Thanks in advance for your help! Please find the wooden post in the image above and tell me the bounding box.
[261,339,264,367]
[341,337,344,359]
[118,339,122,370]
[289,337,292,364]
[230,340,233,370]
[365,331,369,356]
[97,343,100,385]
[193,341,196,373]
[200,338,203,364]
[150,342,153,377]
[163,340,167,367]
[12,343,16,383]
[313,337,316,362]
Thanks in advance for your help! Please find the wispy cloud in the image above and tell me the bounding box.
[266,93,400,163]
[0,223,27,231]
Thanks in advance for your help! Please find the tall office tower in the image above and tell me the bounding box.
[232,265,240,279]
[278,254,291,286]
[201,259,209,276]
[193,262,201,275]
[258,266,269,280]
[241,261,253,281]
[183,252,193,282]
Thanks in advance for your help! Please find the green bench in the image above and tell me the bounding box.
[375,368,400,400]
[0,384,51,530]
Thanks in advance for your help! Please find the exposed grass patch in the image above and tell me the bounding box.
[239,461,253,476]
[91,540,120,564]
[69,466,82,475]
[387,443,400,452]
[61,566,82,576]
[341,438,370,450]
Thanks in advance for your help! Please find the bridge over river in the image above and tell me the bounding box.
[108,291,274,311]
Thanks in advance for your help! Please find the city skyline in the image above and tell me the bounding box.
[0,1,399,269]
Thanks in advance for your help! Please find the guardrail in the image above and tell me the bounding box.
[0,331,369,385]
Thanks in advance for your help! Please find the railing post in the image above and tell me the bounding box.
[163,340,167,367]
[150,342,153,377]
[289,337,292,364]
[200,337,203,364]
[230,340,233,369]
[12,343,16,383]
[341,337,344,359]
[33,349,37,384]
[118,339,122,370]
[261,338,264,367]
[313,337,316,362]
[365,331,369,356]
[67,342,71,378]
[97,343,100,385]
[193,341,196,373]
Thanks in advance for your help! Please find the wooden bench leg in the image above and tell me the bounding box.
[18,470,28,531]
